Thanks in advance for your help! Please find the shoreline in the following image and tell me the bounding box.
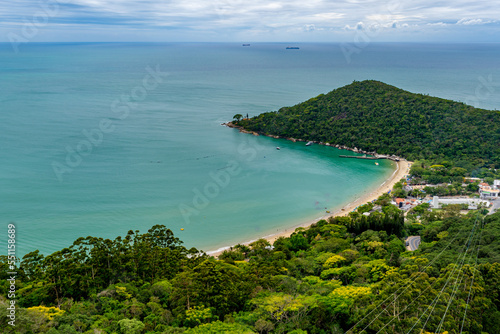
[223,122,403,161]
[207,150,411,257]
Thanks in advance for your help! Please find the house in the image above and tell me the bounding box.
[395,198,405,207]
[464,177,481,183]
[401,204,414,211]
[479,186,499,199]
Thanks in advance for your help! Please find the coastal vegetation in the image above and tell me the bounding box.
[2,208,500,333]
[408,159,500,187]
[236,80,500,171]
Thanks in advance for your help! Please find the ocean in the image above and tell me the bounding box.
[1,42,499,257]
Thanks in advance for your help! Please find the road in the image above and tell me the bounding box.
[488,199,500,215]
[406,236,421,251]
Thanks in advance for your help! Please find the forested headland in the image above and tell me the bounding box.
[236,80,500,170]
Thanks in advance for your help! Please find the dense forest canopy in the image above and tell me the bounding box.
[2,208,500,333]
[237,80,500,169]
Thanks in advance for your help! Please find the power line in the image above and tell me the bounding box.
[460,218,484,333]
[345,220,473,333]
[410,215,481,334]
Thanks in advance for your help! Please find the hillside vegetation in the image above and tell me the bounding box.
[238,80,500,168]
[2,208,500,333]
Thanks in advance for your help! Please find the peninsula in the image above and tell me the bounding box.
[234,80,500,169]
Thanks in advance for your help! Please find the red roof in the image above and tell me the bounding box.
[395,198,405,204]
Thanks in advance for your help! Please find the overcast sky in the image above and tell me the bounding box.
[1,0,499,42]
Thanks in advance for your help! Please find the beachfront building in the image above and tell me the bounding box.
[393,197,420,211]
[431,196,490,209]
[464,177,481,183]
[479,182,500,199]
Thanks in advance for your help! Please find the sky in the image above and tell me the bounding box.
[1,0,499,42]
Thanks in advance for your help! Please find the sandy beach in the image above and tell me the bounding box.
[209,159,412,257]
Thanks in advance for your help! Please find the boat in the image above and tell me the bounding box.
[276,147,280,150]
[242,44,250,46]
[375,162,379,165]
[306,141,313,146]
[286,47,300,49]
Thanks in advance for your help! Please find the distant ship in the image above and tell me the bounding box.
[242,44,251,46]
[306,141,313,146]
[286,47,300,49]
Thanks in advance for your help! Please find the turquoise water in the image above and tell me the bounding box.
[1,43,499,257]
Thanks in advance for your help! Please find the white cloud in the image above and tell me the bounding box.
[427,22,448,26]
[1,0,499,41]
[343,21,365,31]
[303,24,316,32]
[456,18,494,25]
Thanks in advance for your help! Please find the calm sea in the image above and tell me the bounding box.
[1,43,499,257]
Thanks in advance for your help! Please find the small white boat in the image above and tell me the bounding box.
[306,141,313,146]
[276,147,280,150]
[375,162,379,165]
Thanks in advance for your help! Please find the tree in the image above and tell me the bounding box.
[250,293,317,331]
[185,305,215,327]
[233,114,243,122]
[289,234,309,252]
[183,320,255,333]
[321,285,371,323]
[170,259,250,318]
[118,318,145,334]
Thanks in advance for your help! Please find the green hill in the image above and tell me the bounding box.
[238,80,500,168]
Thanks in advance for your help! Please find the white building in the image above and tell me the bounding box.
[432,196,490,209]
[479,187,499,199]
[479,182,500,199]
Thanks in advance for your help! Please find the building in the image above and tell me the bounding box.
[464,177,481,183]
[431,196,490,209]
[479,186,499,199]
[395,198,405,207]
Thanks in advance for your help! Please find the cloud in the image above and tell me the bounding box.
[343,21,364,31]
[456,18,495,25]
[1,0,499,41]
[427,22,448,26]
[303,24,316,32]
